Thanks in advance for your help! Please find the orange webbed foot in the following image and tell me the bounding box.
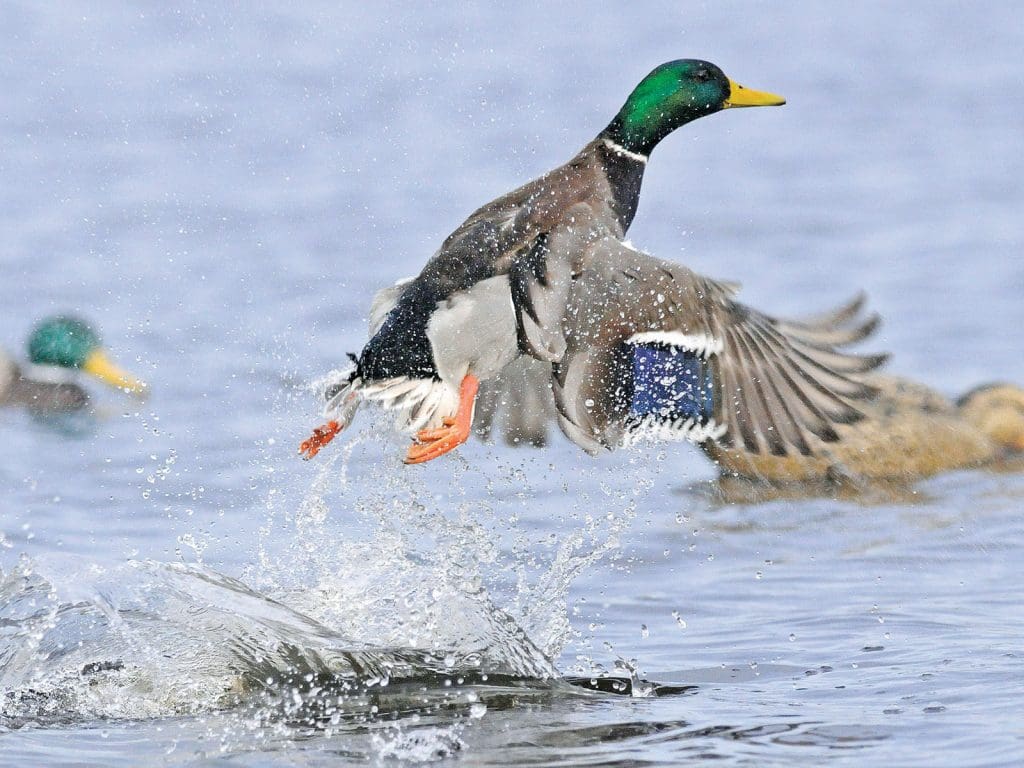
[299,420,341,460]
[413,417,457,443]
[405,421,470,464]
[404,375,478,465]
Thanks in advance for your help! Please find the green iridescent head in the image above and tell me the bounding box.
[601,59,785,156]
[28,316,100,369]
[26,315,147,396]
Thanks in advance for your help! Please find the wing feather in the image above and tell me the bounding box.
[548,236,886,456]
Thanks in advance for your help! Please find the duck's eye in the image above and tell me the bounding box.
[694,69,711,82]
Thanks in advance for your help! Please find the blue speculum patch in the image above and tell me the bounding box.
[628,343,714,423]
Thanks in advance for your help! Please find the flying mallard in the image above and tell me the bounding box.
[0,316,147,412]
[299,59,788,461]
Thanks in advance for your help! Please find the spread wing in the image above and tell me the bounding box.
[480,233,887,457]
[552,236,887,455]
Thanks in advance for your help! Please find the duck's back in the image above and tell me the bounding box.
[358,139,637,383]
[423,139,632,286]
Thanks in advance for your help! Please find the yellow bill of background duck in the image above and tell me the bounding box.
[29,316,148,399]
[82,348,147,397]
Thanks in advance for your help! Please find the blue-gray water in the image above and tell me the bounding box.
[2,1,1024,765]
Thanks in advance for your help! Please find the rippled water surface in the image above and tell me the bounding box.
[2,2,1024,765]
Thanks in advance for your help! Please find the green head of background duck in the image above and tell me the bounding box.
[28,315,148,397]
[0,316,148,412]
[601,60,785,157]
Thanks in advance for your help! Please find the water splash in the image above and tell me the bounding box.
[0,423,659,728]
[252,420,651,678]
[372,725,465,762]
[0,555,496,726]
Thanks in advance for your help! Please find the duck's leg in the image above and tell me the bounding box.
[298,420,342,460]
[298,382,362,460]
[405,374,479,465]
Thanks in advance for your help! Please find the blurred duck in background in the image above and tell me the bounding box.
[702,374,1024,496]
[0,316,148,413]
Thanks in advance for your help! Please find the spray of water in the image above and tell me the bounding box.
[0,415,658,732]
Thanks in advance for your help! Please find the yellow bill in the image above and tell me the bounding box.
[724,78,786,108]
[83,349,149,399]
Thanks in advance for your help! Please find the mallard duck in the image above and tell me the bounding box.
[301,59,792,463]
[0,316,147,412]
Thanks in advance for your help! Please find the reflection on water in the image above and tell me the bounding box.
[0,453,920,765]
[687,474,934,507]
[0,561,893,763]
[0,556,553,726]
